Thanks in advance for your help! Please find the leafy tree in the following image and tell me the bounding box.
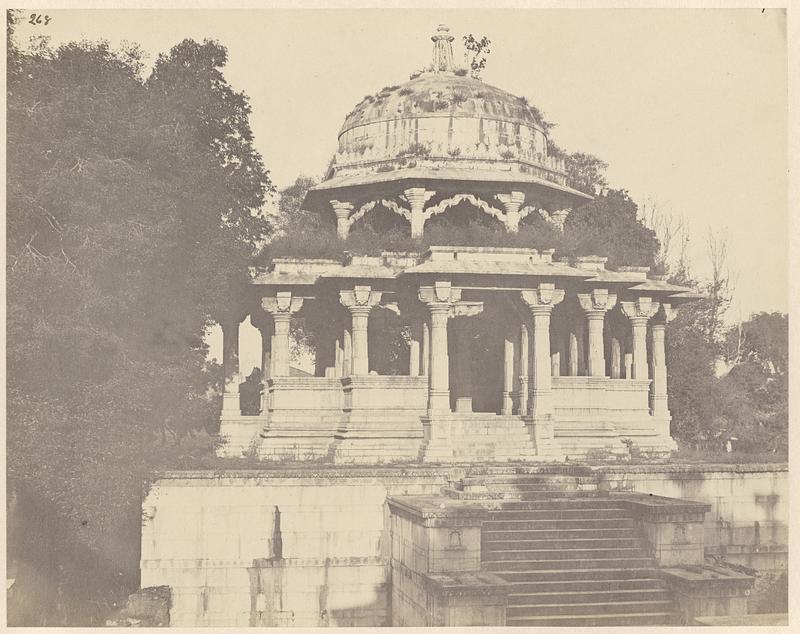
[7,29,272,625]
[562,189,660,268]
[462,33,491,78]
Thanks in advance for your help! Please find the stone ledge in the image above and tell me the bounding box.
[594,463,788,475]
[660,565,754,595]
[422,571,509,598]
[388,496,489,527]
[611,492,711,521]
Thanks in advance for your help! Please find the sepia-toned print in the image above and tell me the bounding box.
[6,7,789,628]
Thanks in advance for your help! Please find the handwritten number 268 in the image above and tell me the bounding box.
[29,14,51,26]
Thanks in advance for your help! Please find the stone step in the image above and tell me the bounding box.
[483,527,639,541]
[504,577,666,594]
[506,610,681,627]
[483,537,645,550]
[507,588,672,605]
[485,556,654,571]
[487,508,630,520]
[458,491,602,501]
[484,517,635,531]
[492,566,661,582]
[508,599,677,617]
[484,547,648,562]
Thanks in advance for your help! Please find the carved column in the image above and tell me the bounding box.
[521,284,565,420]
[650,303,676,416]
[339,286,382,376]
[453,320,473,412]
[502,337,515,415]
[577,289,618,377]
[497,190,525,233]
[610,337,622,378]
[408,339,420,376]
[220,316,244,416]
[421,321,430,376]
[343,329,352,377]
[404,187,434,239]
[620,297,660,381]
[331,200,354,240]
[262,292,304,377]
[250,310,273,382]
[518,324,529,416]
[419,281,462,414]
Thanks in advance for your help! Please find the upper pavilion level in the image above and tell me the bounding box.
[303,25,592,238]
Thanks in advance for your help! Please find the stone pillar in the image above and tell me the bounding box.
[517,324,529,416]
[339,286,382,376]
[610,337,622,379]
[419,281,462,414]
[408,339,420,376]
[568,331,579,376]
[331,200,354,240]
[521,284,565,420]
[621,297,660,381]
[453,320,473,412]
[262,292,304,377]
[404,187,433,239]
[421,321,430,376]
[650,303,676,416]
[577,289,618,377]
[221,317,243,416]
[496,190,525,233]
[575,318,587,375]
[334,338,344,377]
[502,337,515,415]
[343,329,352,377]
[250,310,273,413]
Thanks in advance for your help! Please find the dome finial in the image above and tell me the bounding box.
[431,24,455,73]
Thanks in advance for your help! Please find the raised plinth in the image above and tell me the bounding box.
[259,377,343,461]
[331,375,427,464]
[420,414,537,463]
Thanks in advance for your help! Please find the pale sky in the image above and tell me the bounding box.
[14,9,788,368]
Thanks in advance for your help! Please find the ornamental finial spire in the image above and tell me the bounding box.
[431,24,455,73]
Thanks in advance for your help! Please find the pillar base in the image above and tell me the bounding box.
[454,397,473,413]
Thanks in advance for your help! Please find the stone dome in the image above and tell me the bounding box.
[330,25,566,184]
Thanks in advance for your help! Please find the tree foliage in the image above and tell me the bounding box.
[7,26,272,625]
[462,33,491,78]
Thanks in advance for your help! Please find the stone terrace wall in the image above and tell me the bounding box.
[593,464,788,572]
[140,469,450,627]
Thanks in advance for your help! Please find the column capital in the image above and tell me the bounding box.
[577,288,618,315]
[620,296,660,322]
[520,283,565,314]
[330,199,354,217]
[402,187,436,206]
[339,285,382,314]
[262,291,304,319]
[496,190,526,211]
[419,281,462,310]
[653,302,677,325]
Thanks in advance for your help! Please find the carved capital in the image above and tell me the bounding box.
[496,190,526,213]
[419,280,462,308]
[577,288,618,314]
[262,291,304,317]
[520,283,565,313]
[403,187,435,210]
[620,297,660,322]
[654,302,677,325]
[339,285,382,312]
[330,200,354,219]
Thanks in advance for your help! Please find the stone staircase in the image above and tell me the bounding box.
[477,474,682,626]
